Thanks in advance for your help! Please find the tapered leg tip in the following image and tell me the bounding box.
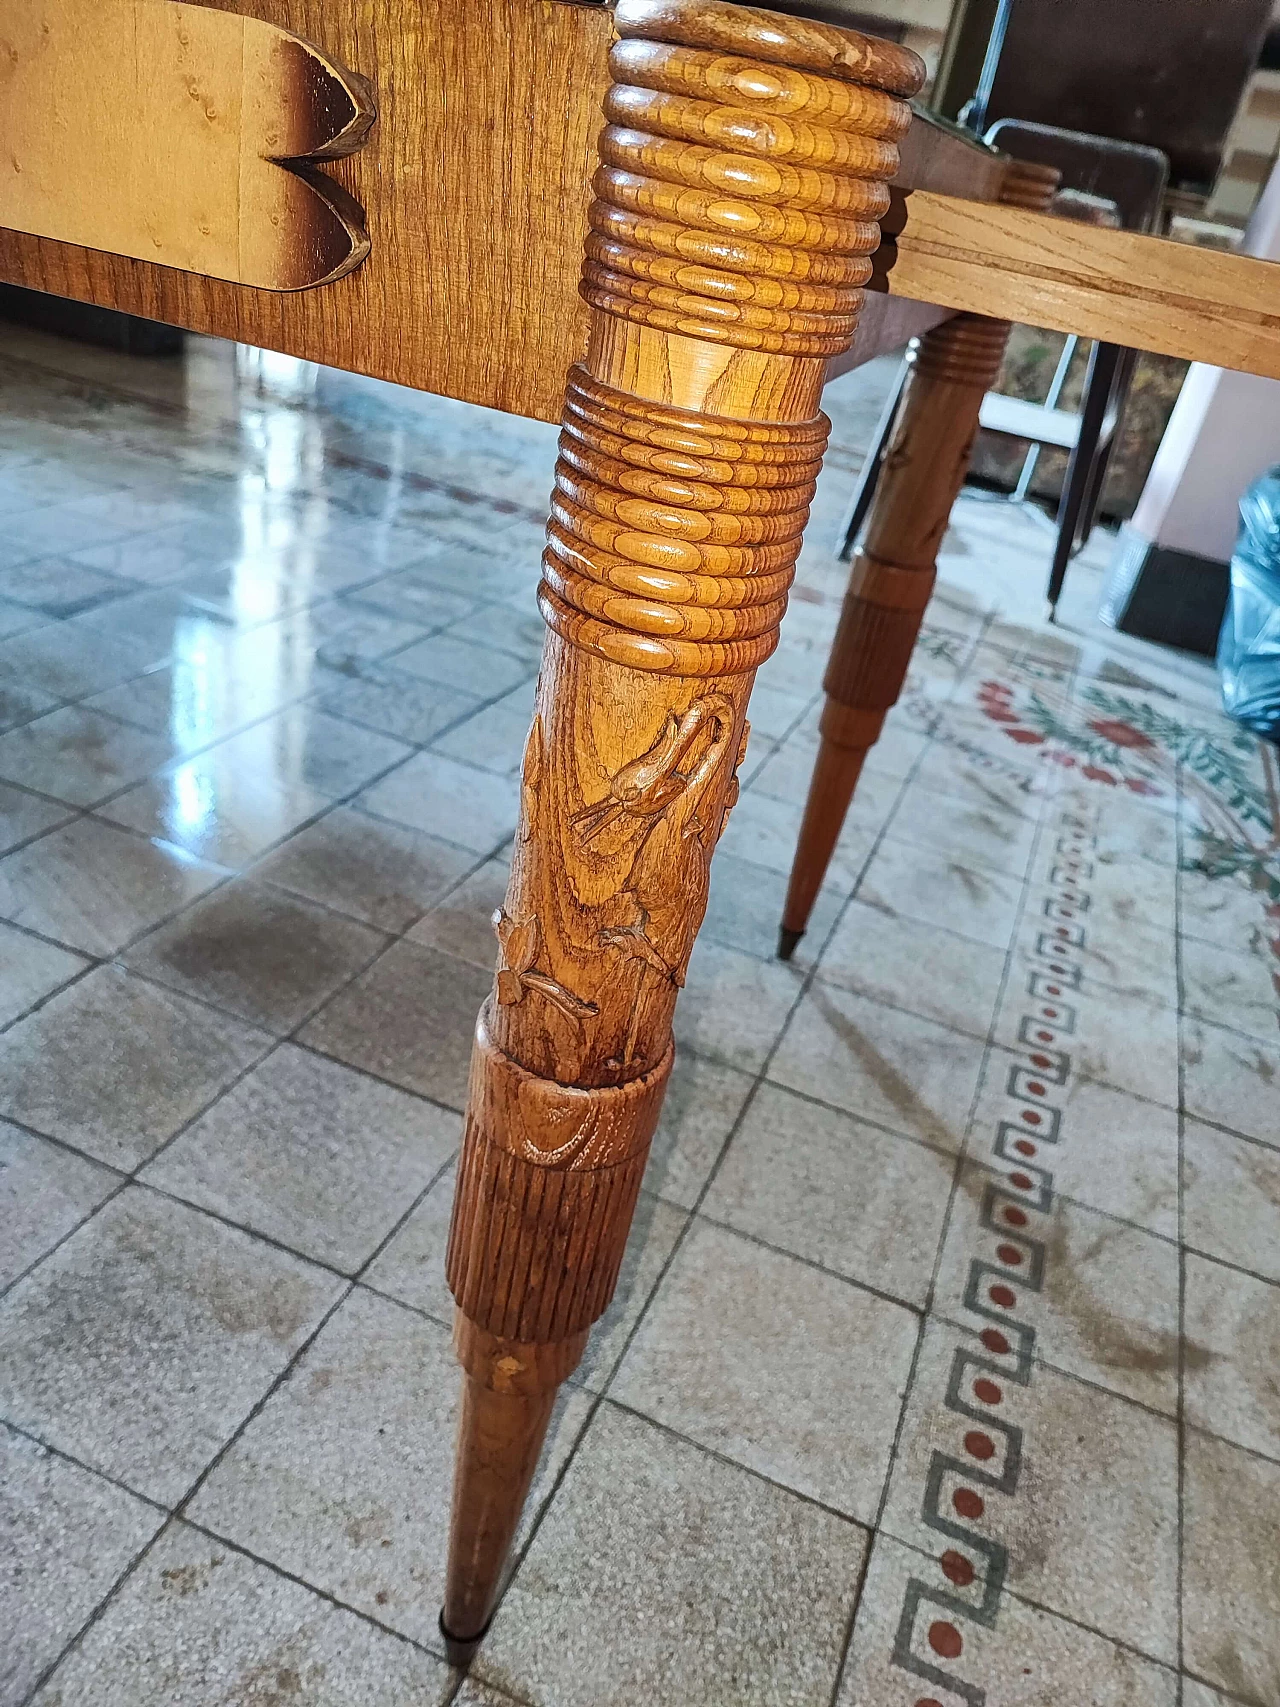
[439,1611,490,1670]
[777,925,803,961]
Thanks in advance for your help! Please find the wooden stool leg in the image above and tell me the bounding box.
[779,158,1061,958]
[439,0,925,1661]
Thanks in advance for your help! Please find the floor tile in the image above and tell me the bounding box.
[0,623,155,701]
[143,1044,460,1273]
[749,742,901,833]
[406,857,507,968]
[1181,933,1280,1045]
[1049,916,1180,1010]
[1183,1254,1280,1461]
[455,1683,525,1707]
[315,661,479,746]
[880,1320,1178,1663]
[258,707,413,800]
[1183,1119,1280,1282]
[392,632,533,699]
[290,600,431,674]
[854,713,932,782]
[1183,1429,1280,1704]
[0,678,62,737]
[28,1519,451,1706]
[675,938,804,1075]
[816,899,1008,1041]
[716,787,871,889]
[859,841,1026,950]
[0,556,141,620]
[0,1123,118,1290]
[0,917,86,1028]
[0,1189,342,1503]
[933,1160,1181,1413]
[1,1424,164,1705]
[643,1049,756,1210]
[66,585,253,662]
[188,1288,590,1649]
[448,598,546,666]
[1180,1678,1239,1707]
[1083,854,1179,942]
[1180,868,1275,961]
[613,1219,917,1521]
[0,705,173,807]
[80,663,284,751]
[359,751,518,854]
[255,806,474,932]
[1182,1019,1280,1148]
[838,1530,1177,1707]
[700,849,844,966]
[430,698,539,775]
[910,742,1049,821]
[0,502,145,566]
[738,681,813,744]
[347,565,487,629]
[0,815,226,955]
[102,761,329,867]
[574,1192,689,1392]
[0,779,73,856]
[477,1402,868,1707]
[125,880,385,1034]
[705,1082,954,1308]
[360,1161,457,1325]
[0,458,120,516]
[888,780,1039,876]
[0,964,269,1169]
[771,981,985,1152]
[69,526,228,586]
[299,940,492,1106]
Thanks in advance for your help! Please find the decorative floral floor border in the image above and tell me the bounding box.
[890,801,1097,1704]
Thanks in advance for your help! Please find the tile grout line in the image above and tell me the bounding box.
[1173,755,1189,1706]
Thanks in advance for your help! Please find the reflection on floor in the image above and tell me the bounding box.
[0,324,1277,1707]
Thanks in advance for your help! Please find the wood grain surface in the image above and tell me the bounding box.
[0,0,375,291]
[0,0,1001,419]
[0,0,612,420]
[883,188,1280,378]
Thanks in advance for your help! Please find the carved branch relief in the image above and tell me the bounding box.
[493,909,599,1023]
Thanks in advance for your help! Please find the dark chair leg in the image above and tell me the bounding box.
[1046,341,1122,615]
[836,358,909,560]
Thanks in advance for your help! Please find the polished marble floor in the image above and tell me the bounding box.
[0,323,1277,1707]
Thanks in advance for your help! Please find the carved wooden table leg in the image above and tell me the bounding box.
[439,0,923,1665]
[778,157,1060,959]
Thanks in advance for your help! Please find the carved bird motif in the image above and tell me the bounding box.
[570,696,734,847]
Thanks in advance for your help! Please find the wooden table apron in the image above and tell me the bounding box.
[5,0,1280,1671]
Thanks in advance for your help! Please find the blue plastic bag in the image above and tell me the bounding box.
[1218,466,1280,743]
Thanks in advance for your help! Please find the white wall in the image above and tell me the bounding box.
[1131,155,1280,561]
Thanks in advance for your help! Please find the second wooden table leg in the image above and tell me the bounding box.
[438,0,925,1664]
[778,158,1060,958]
